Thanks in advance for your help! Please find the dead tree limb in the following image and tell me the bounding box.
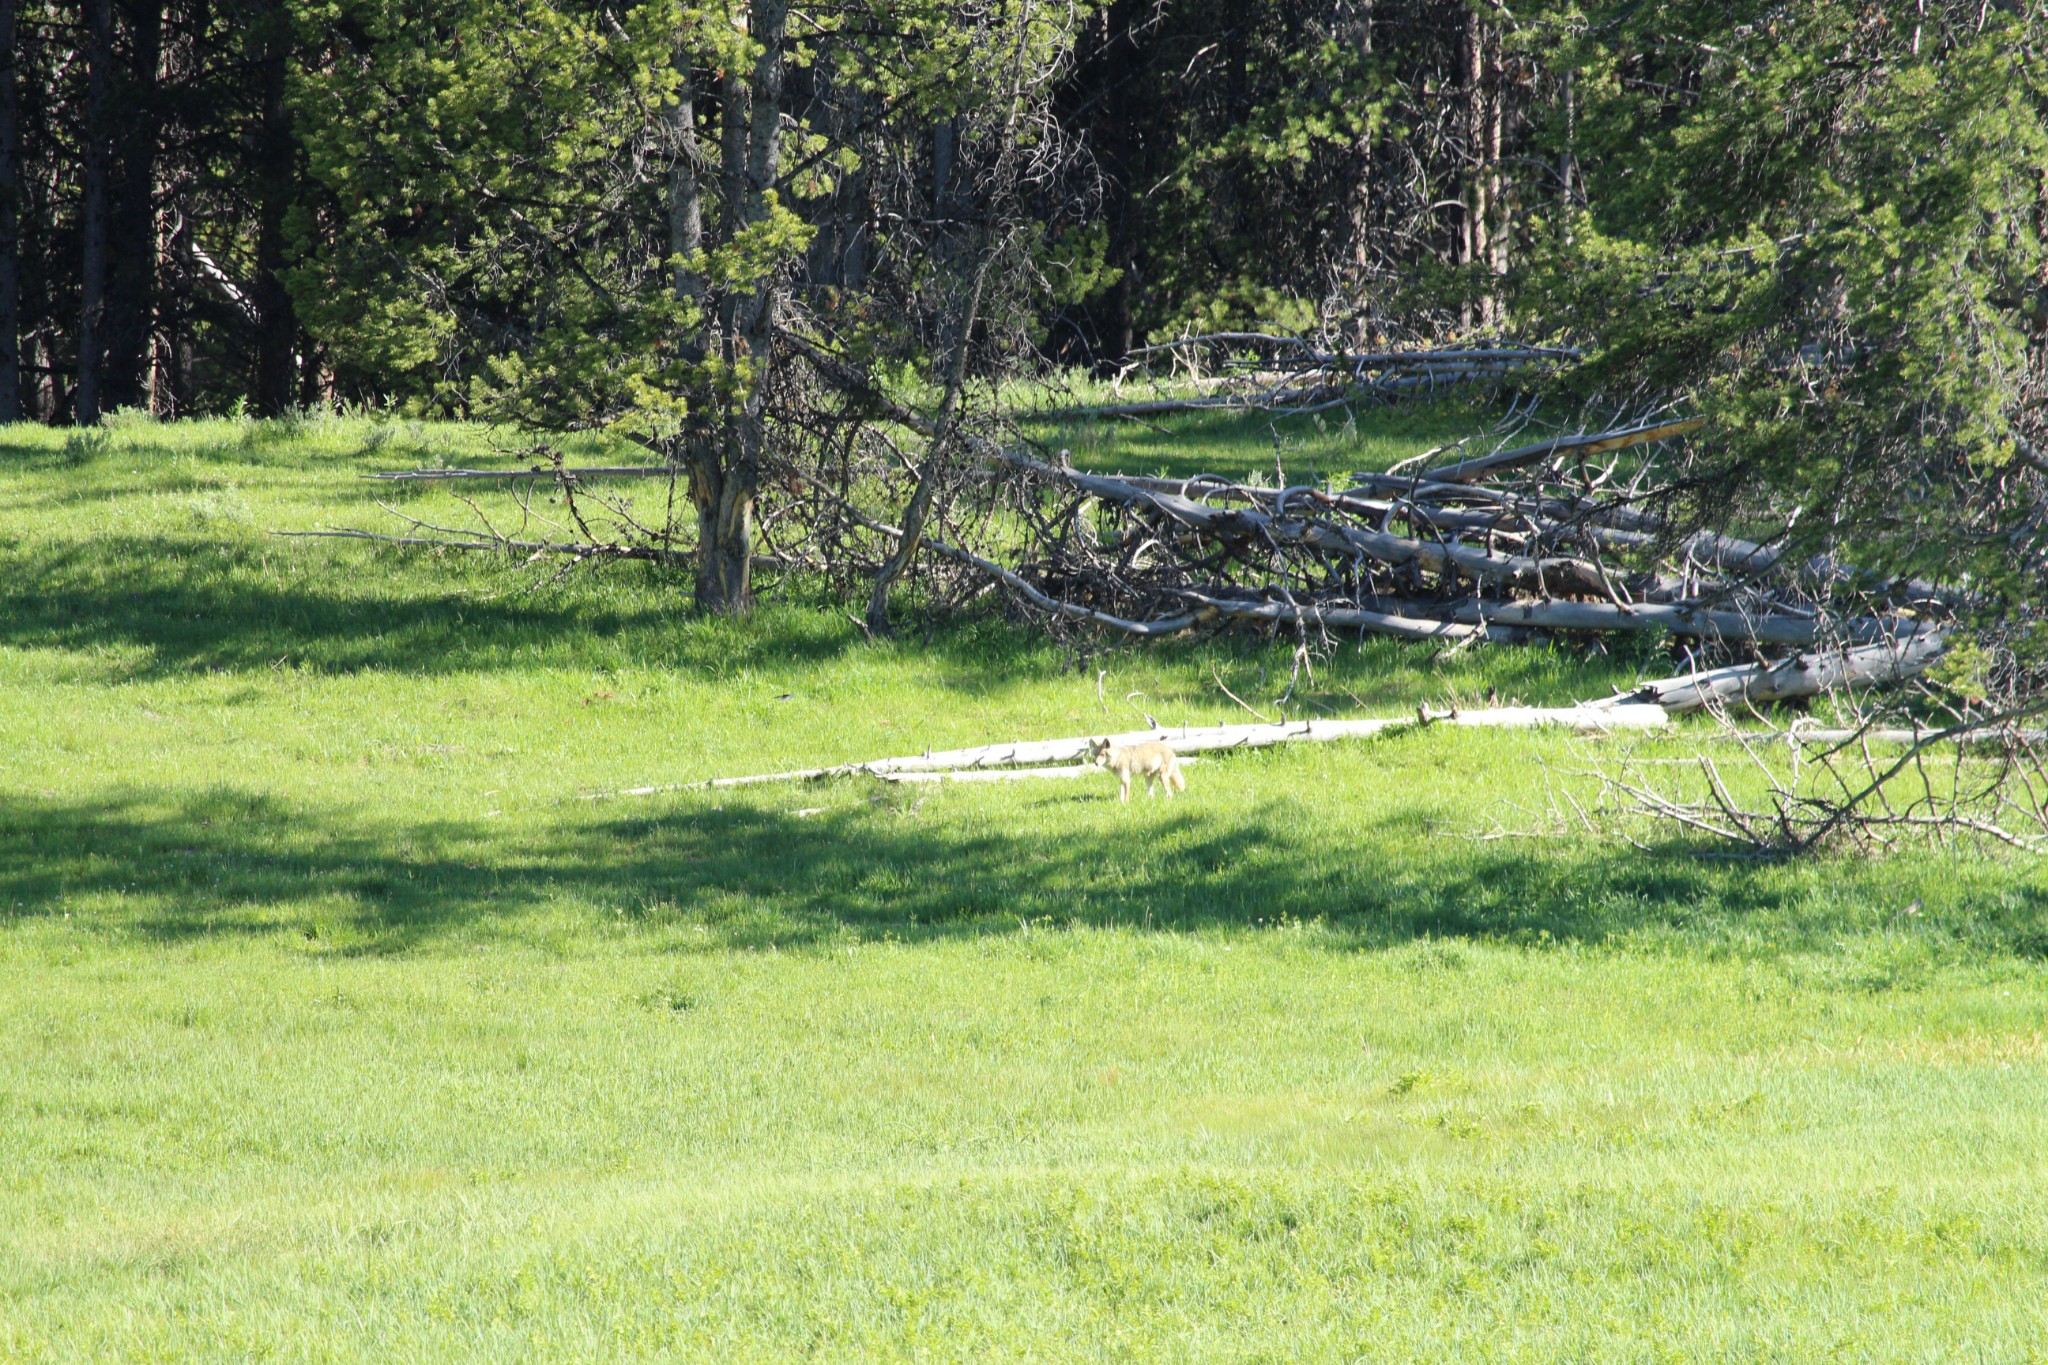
[1590,632,1946,713]
[1415,417,1706,485]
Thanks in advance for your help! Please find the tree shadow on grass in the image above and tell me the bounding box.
[0,536,998,681]
[7,784,2040,959]
[3,528,1611,706]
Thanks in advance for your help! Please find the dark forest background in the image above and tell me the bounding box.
[7,0,2038,427]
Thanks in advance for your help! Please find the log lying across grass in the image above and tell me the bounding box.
[1591,633,1946,714]
[594,704,1671,797]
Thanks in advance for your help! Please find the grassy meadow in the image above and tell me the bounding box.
[3,409,2047,1361]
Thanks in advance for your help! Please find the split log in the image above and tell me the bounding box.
[1169,591,1492,642]
[1592,632,1945,714]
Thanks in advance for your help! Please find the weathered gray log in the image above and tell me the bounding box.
[1593,632,1945,713]
[879,759,1202,784]
[1174,590,1914,649]
[273,527,685,564]
[1170,591,1492,642]
[1010,452,1616,596]
[1416,417,1705,485]
[592,704,1673,796]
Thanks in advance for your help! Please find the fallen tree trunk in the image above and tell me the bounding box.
[591,704,1672,796]
[1010,451,1618,596]
[1415,417,1706,485]
[879,758,1202,784]
[1592,632,1945,713]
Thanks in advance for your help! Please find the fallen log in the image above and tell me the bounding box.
[273,526,687,565]
[1169,591,1493,642]
[1011,451,1617,597]
[1416,417,1705,485]
[591,705,1672,797]
[879,759,1203,784]
[1592,632,1945,713]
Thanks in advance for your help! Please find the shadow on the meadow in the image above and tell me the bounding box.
[0,528,1634,704]
[0,535,930,680]
[5,785,2041,958]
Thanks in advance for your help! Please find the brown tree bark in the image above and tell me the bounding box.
[687,0,788,614]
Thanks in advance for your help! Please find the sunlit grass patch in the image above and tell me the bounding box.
[1,416,2045,1361]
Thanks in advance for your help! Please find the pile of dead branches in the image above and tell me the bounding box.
[1579,704,2048,856]
[310,401,1960,713]
[973,414,1951,704]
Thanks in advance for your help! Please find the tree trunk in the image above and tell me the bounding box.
[251,1,297,416]
[666,66,703,306]
[1344,0,1374,308]
[0,0,20,423]
[667,57,746,614]
[1460,2,1488,330]
[101,0,161,413]
[864,251,995,633]
[692,0,788,615]
[1482,8,1504,325]
[75,0,114,425]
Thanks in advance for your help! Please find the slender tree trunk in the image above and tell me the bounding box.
[251,1,297,415]
[865,1,1033,633]
[839,83,869,288]
[666,67,703,307]
[75,0,115,425]
[691,0,787,614]
[1482,12,1504,326]
[1344,0,1374,333]
[802,54,866,290]
[1459,1,1485,332]
[101,0,161,412]
[1558,65,1577,244]
[0,0,21,423]
[863,251,996,632]
[666,59,722,585]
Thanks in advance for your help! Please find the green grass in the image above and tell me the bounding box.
[1016,386,1488,482]
[4,413,2047,1361]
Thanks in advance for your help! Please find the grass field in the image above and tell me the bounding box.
[4,410,2047,1361]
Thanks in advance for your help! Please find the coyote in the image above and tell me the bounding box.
[1087,738,1186,802]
